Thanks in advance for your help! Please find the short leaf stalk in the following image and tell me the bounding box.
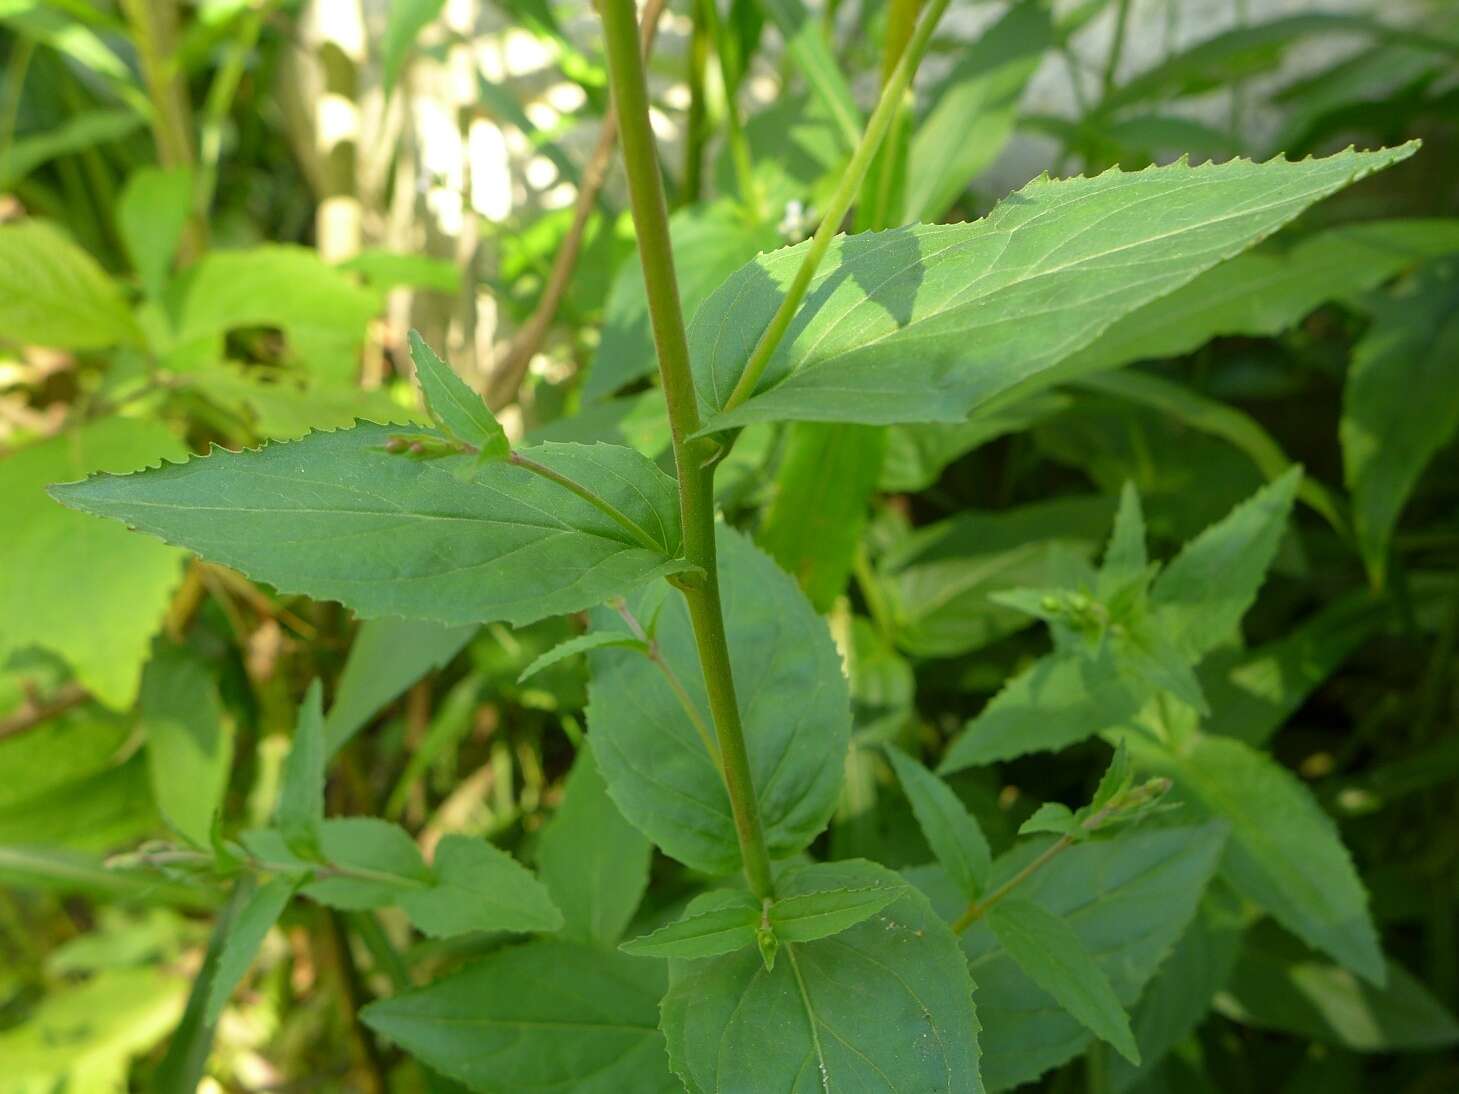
[600,0,776,900]
[719,0,953,416]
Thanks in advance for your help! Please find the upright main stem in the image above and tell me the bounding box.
[600,0,775,900]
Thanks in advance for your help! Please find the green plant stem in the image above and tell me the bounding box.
[719,0,952,417]
[121,0,206,259]
[349,911,414,992]
[601,0,776,901]
[683,0,708,205]
[0,37,35,177]
[1101,0,1132,96]
[197,3,268,214]
[321,909,388,1094]
[133,846,431,891]
[951,791,1135,933]
[699,0,760,220]
[881,0,922,84]
[952,828,1076,932]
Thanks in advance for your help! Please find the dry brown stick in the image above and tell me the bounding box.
[0,681,89,742]
[485,0,668,411]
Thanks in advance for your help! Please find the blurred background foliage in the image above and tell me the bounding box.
[1,0,1457,1089]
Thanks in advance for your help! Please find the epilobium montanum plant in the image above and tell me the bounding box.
[43,0,1423,1087]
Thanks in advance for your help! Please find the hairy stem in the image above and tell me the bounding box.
[719,0,952,416]
[601,0,775,900]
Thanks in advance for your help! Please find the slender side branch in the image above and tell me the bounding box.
[951,778,1171,932]
[601,0,776,900]
[719,0,953,416]
[486,0,667,410]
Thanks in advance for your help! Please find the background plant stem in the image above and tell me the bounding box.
[599,0,775,900]
[120,0,206,260]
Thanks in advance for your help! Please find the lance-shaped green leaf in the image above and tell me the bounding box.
[1341,258,1459,587]
[518,630,647,683]
[242,818,431,910]
[0,219,142,349]
[661,859,981,1093]
[906,0,1052,222]
[0,966,186,1090]
[759,0,861,149]
[1151,467,1300,661]
[942,645,1153,772]
[1065,217,1459,377]
[170,244,381,383]
[382,0,447,90]
[1218,923,1459,1052]
[758,422,884,611]
[538,748,652,948]
[0,108,143,190]
[621,891,760,960]
[1100,483,1148,592]
[1077,370,1343,530]
[767,876,904,943]
[1134,733,1385,985]
[408,330,509,458]
[1091,13,1429,116]
[205,877,297,1025]
[878,496,1115,658]
[690,145,1416,433]
[914,823,1226,1091]
[116,165,192,300]
[587,526,850,875]
[3,417,186,709]
[885,745,992,899]
[140,645,232,849]
[276,681,325,857]
[1106,897,1244,1091]
[153,882,263,1090]
[398,834,563,938]
[985,899,1140,1065]
[324,617,476,753]
[586,200,781,401]
[51,424,691,628]
[362,941,680,1093]
[243,821,560,938]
